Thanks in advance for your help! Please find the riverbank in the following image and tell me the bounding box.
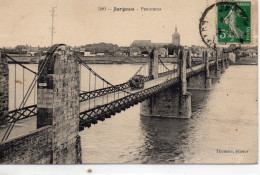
[231,56,258,65]
[78,56,178,64]
[7,55,205,64]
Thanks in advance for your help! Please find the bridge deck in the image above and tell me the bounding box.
[79,62,210,113]
[80,71,179,111]
[78,62,212,130]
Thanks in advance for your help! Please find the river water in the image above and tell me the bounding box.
[5,64,258,164]
[79,65,258,164]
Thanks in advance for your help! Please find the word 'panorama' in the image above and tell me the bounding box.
[113,7,161,12]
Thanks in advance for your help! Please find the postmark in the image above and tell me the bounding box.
[199,1,251,52]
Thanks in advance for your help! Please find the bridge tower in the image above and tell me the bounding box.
[0,52,9,126]
[37,45,82,164]
[220,49,226,74]
[225,52,229,68]
[187,50,212,90]
[140,49,192,118]
[215,50,221,78]
[148,49,159,79]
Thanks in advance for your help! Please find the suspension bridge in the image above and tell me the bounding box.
[1,44,228,140]
[0,44,229,164]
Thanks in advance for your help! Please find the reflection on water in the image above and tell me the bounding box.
[80,65,257,164]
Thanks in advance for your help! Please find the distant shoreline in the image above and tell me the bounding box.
[6,55,258,66]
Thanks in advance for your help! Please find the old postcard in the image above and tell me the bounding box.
[0,0,258,165]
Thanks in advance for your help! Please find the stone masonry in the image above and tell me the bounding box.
[187,50,212,90]
[0,126,53,164]
[0,45,82,164]
[0,52,9,126]
[37,45,82,164]
[140,49,191,118]
[148,50,159,79]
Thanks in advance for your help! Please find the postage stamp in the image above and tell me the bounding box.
[217,1,251,44]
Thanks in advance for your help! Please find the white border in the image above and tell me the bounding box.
[0,1,259,174]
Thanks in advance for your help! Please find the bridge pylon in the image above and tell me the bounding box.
[140,49,192,118]
[215,50,221,78]
[187,50,212,90]
[37,44,82,164]
[225,53,229,68]
[220,49,226,74]
[148,49,159,79]
[0,52,9,126]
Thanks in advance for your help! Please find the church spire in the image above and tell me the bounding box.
[172,25,180,46]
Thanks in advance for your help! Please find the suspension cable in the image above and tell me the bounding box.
[1,44,65,141]
[76,53,133,95]
[133,64,146,76]
[23,68,25,100]
[4,54,37,74]
[128,64,146,81]
[158,57,170,71]
[14,64,16,110]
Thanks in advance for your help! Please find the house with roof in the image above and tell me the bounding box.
[245,49,257,57]
[27,46,39,56]
[130,26,181,57]
[130,47,141,57]
[158,48,168,57]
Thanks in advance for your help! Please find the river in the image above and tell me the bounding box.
[4,64,258,164]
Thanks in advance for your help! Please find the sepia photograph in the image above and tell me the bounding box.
[0,0,258,166]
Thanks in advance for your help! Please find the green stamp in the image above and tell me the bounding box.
[217,1,251,44]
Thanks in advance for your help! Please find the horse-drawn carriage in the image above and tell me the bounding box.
[129,75,145,90]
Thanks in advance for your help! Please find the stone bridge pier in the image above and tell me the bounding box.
[0,45,82,164]
[224,52,229,68]
[0,52,9,126]
[140,49,191,118]
[187,50,212,90]
[214,50,221,78]
[209,49,229,79]
[37,45,82,164]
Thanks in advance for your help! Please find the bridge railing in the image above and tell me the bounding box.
[7,104,37,122]
[158,69,178,78]
[79,74,155,102]
[79,74,180,130]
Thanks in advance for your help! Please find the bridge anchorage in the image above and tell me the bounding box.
[0,44,229,164]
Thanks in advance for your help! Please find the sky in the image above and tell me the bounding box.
[0,0,257,47]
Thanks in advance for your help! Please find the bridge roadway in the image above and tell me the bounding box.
[78,62,214,130]
[80,70,179,110]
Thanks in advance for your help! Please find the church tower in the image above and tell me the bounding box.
[172,26,180,46]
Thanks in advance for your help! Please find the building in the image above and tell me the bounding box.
[131,40,151,47]
[172,26,180,46]
[84,51,96,57]
[245,49,257,57]
[158,48,168,57]
[80,47,86,52]
[130,25,181,57]
[97,52,105,57]
[130,47,141,57]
